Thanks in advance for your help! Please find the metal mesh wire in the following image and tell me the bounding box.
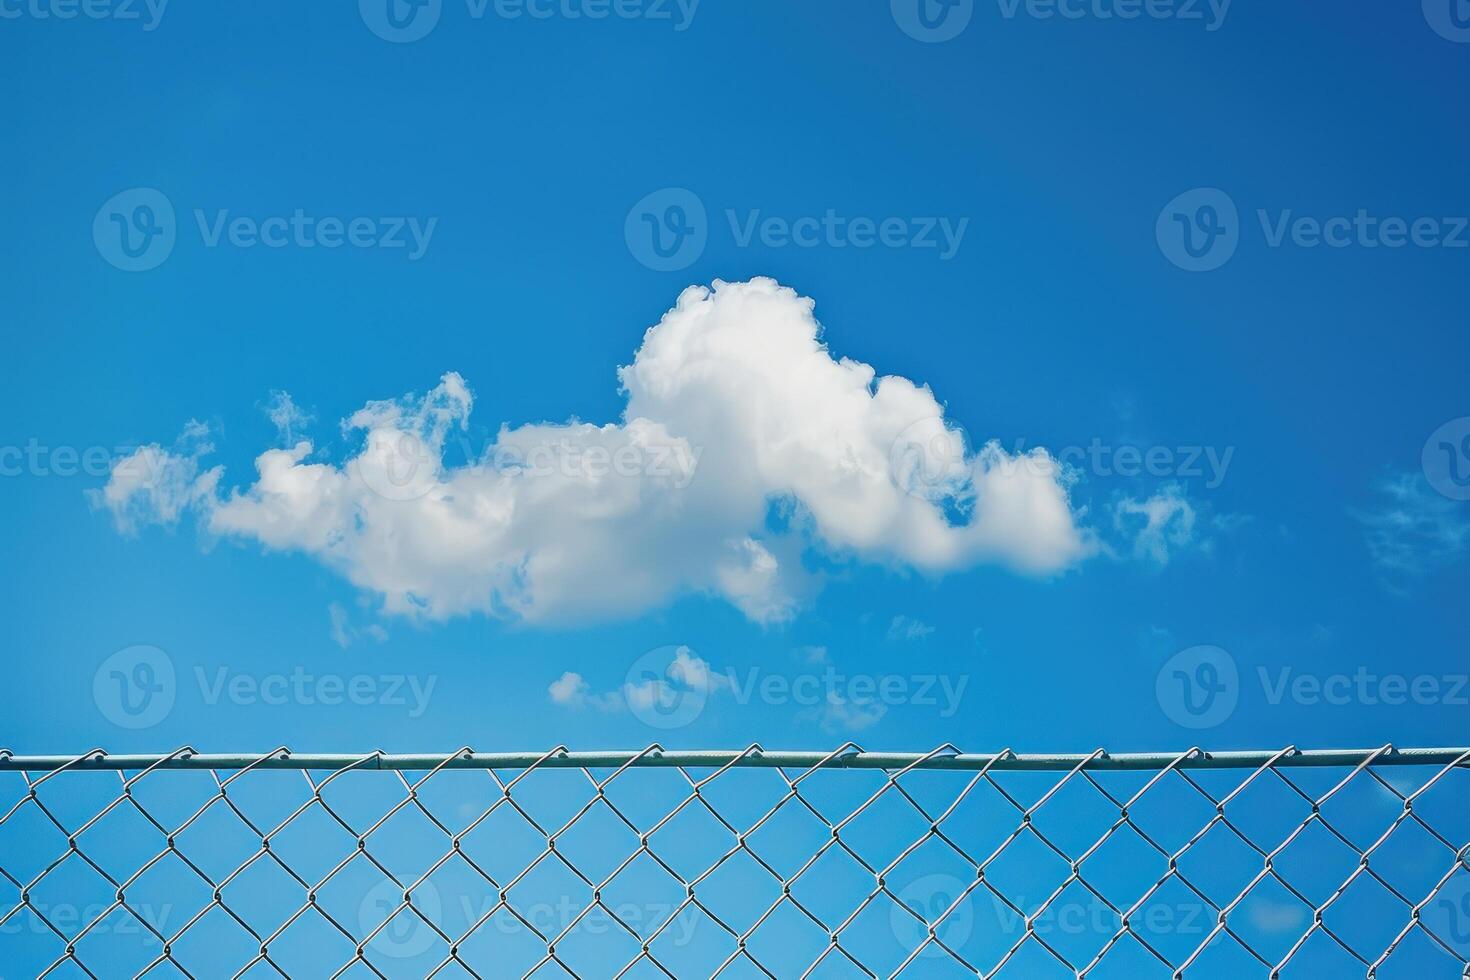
[1,745,1469,979]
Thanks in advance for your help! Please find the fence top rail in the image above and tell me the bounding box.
[1,746,1467,773]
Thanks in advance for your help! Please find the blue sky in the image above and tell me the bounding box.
[3,1,1470,975]
[4,0,1467,756]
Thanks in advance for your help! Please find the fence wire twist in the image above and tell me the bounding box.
[1,746,1469,979]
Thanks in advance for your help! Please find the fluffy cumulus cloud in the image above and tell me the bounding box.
[92,278,1094,624]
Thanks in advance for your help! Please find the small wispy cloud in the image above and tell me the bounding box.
[329,602,389,649]
[888,615,935,641]
[794,645,829,664]
[810,690,886,733]
[547,671,622,711]
[1112,484,1198,565]
[85,421,219,535]
[329,603,351,649]
[548,647,729,712]
[263,390,313,445]
[1354,472,1470,586]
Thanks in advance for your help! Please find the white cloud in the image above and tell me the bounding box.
[87,421,220,535]
[93,278,1092,624]
[329,603,351,649]
[329,601,389,649]
[887,615,935,641]
[549,647,725,711]
[794,645,829,665]
[1355,473,1470,581]
[264,390,312,445]
[1113,484,1198,565]
[663,646,731,694]
[813,690,886,733]
[548,671,610,709]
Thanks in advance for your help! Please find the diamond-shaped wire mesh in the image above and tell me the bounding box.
[1,746,1468,979]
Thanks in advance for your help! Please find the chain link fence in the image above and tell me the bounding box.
[1,745,1469,978]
